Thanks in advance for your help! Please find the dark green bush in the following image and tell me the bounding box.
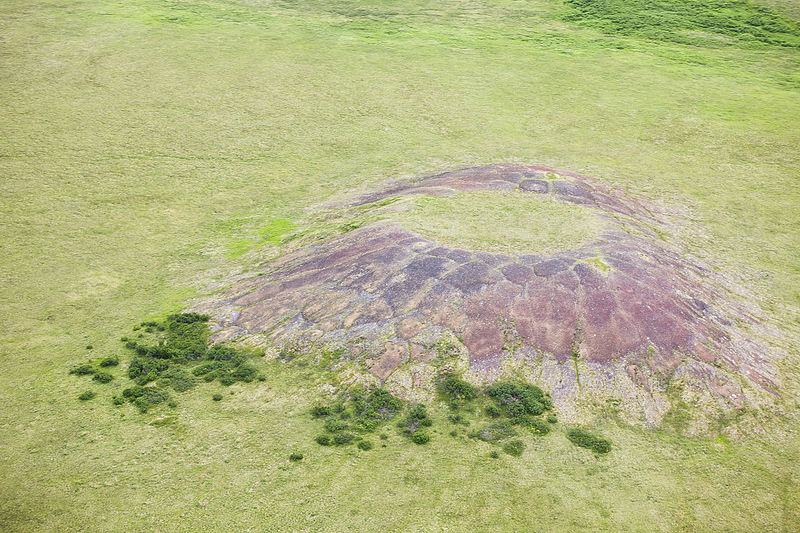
[379,433,388,440]
[112,395,125,405]
[99,356,119,367]
[529,418,550,435]
[69,363,95,376]
[92,371,114,384]
[219,374,237,386]
[193,363,215,376]
[324,418,348,432]
[567,428,611,454]
[128,387,171,413]
[315,434,332,446]
[212,393,223,401]
[489,450,500,459]
[487,382,548,417]
[289,452,303,462]
[78,390,95,401]
[86,345,93,350]
[547,414,558,424]
[159,367,195,392]
[410,431,431,444]
[448,413,467,425]
[311,405,331,418]
[486,404,501,418]
[503,439,525,457]
[438,373,477,405]
[333,432,355,445]
[357,440,373,451]
[167,312,209,324]
[399,403,433,440]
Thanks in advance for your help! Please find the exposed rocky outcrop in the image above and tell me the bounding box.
[198,164,780,431]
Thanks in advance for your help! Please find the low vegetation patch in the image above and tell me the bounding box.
[562,0,800,49]
[567,428,612,454]
[78,390,95,401]
[502,439,526,457]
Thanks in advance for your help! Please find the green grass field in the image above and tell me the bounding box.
[2,0,800,530]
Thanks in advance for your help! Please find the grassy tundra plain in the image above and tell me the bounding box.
[2,0,800,531]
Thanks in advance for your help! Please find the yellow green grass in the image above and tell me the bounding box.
[1,0,799,531]
[392,191,606,253]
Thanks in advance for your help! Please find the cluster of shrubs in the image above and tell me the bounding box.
[566,428,612,454]
[71,312,265,410]
[398,404,433,444]
[116,385,174,413]
[70,355,120,399]
[486,382,552,418]
[438,373,477,408]
[312,388,431,448]
[437,375,563,456]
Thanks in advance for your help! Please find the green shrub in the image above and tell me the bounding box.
[438,373,477,405]
[379,433,388,440]
[78,390,95,401]
[69,363,95,376]
[352,388,403,424]
[159,367,195,392]
[127,387,171,413]
[487,382,548,417]
[333,432,355,445]
[357,440,373,450]
[311,405,331,418]
[86,345,93,350]
[324,418,348,432]
[92,370,114,384]
[112,395,125,405]
[315,435,332,446]
[219,374,237,386]
[547,414,558,424]
[448,413,466,425]
[289,452,304,462]
[212,393,223,401]
[567,428,611,454]
[231,363,258,383]
[399,403,433,441]
[503,439,525,457]
[410,431,431,444]
[489,450,500,459]
[527,418,550,436]
[167,312,209,324]
[99,356,119,367]
[486,404,501,418]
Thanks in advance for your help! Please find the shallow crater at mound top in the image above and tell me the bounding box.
[198,164,780,431]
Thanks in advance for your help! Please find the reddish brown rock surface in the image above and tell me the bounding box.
[199,164,780,428]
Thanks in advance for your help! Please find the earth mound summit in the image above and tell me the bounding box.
[200,164,779,430]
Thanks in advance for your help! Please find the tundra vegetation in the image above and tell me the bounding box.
[2,0,799,531]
